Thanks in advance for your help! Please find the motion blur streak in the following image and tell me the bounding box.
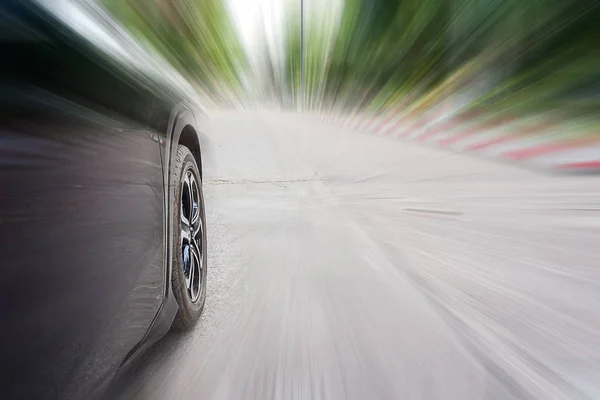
[106,0,600,159]
[1,0,599,399]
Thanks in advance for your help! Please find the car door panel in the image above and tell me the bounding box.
[0,2,171,398]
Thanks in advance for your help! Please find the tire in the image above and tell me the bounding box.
[171,145,207,330]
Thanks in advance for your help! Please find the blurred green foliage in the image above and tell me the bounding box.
[102,0,248,103]
[102,0,599,119]
[284,0,600,118]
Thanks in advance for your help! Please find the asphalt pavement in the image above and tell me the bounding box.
[121,110,600,400]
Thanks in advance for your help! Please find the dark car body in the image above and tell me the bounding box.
[0,1,206,398]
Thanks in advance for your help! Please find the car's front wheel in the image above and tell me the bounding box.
[171,145,207,330]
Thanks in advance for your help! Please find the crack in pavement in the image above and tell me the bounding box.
[204,178,321,186]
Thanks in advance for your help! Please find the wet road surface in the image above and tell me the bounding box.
[122,110,600,400]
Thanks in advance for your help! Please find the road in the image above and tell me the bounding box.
[121,110,600,400]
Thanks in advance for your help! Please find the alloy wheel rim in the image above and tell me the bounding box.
[180,168,203,303]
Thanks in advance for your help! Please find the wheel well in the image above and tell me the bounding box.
[178,125,202,178]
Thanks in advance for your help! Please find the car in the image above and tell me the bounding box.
[0,1,208,398]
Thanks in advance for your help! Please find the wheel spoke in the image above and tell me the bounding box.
[189,173,200,226]
[185,171,195,224]
[187,250,195,292]
[192,215,202,240]
[192,241,202,271]
[188,172,201,238]
[189,244,201,301]
[182,243,191,286]
[181,212,191,230]
[180,224,190,243]
[181,179,191,228]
